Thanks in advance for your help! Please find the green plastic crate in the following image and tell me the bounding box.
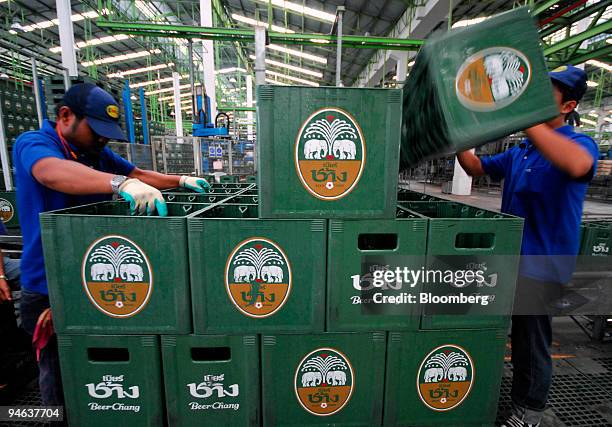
[576,221,611,271]
[402,201,523,330]
[40,201,204,334]
[326,211,428,331]
[188,205,326,334]
[257,85,401,218]
[57,335,164,426]
[0,191,19,228]
[397,190,441,202]
[384,329,506,426]
[400,7,558,167]
[164,192,235,204]
[220,175,239,183]
[262,332,386,425]
[161,335,260,426]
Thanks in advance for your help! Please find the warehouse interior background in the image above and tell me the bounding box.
[0,0,610,426]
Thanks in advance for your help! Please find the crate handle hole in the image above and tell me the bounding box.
[167,195,175,201]
[188,196,196,202]
[209,197,217,202]
[183,205,193,213]
[455,233,495,249]
[253,197,258,203]
[239,206,248,214]
[358,233,398,251]
[88,348,129,362]
[191,347,231,361]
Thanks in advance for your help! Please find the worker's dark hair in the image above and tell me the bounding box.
[551,80,580,105]
[55,101,85,120]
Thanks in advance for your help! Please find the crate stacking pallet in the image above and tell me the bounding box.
[41,183,523,426]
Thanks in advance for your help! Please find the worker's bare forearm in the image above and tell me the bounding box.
[129,168,182,190]
[456,151,486,177]
[32,158,114,195]
[525,124,593,178]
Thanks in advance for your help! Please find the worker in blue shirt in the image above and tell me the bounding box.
[458,65,598,427]
[13,83,209,407]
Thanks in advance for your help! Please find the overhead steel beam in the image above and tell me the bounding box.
[543,20,612,56]
[539,0,610,37]
[532,0,566,17]
[548,44,612,67]
[96,21,424,51]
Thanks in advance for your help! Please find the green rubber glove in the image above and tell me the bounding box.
[118,178,168,217]
[180,176,211,193]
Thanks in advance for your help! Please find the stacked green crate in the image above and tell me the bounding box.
[257,85,401,218]
[577,220,611,271]
[261,332,386,426]
[400,7,558,167]
[400,200,523,330]
[188,203,326,334]
[161,334,260,426]
[57,335,164,425]
[40,201,204,334]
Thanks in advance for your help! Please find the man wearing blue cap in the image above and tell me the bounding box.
[457,65,598,427]
[13,83,210,407]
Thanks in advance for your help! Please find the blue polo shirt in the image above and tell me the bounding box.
[481,125,598,284]
[13,120,135,295]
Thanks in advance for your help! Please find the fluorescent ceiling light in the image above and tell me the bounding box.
[253,0,335,23]
[587,80,599,87]
[130,74,188,89]
[607,39,612,45]
[586,60,612,71]
[82,49,161,67]
[22,9,107,32]
[218,67,247,74]
[231,13,295,33]
[249,55,322,78]
[408,60,415,67]
[605,117,612,123]
[265,70,319,86]
[268,44,327,64]
[108,63,174,78]
[581,118,597,126]
[310,39,330,44]
[49,34,131,53]
[145,83,190,96]
[452,16,489,28]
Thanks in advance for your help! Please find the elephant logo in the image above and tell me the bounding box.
[455,47,531,112]
[82,235,153,318]
[225,237,292,318]
[0,198,14,223]
[417,344,474,411]
[295,107,365,200]
[294,348,354,416]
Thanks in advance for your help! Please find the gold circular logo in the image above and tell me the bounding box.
[82,235,153,318]
[294,107,366,201]
[106,105,119,119]
[455,47,531,112]
[0,198,14,223]
[225,237,292,318]
[417,344,474,411]
[294,347,354,416]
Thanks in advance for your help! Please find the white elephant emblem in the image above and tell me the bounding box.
[303,139,327,159]
[233,265,256,282]
[447,366,467,381]
[424,367,443,383]
[332,139,356,160]
[119,263,144,281]
[301,371,322,387]
[261,265,283,283]
[326,370,347,386]
[0,205,10,212]
[90,263,114,281]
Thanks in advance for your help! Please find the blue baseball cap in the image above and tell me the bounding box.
[548,65,587,102]
[61,83,127,141]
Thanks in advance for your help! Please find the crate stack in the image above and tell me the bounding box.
[41,84,524,427]
[577,219,611,271]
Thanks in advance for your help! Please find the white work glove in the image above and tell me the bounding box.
[180,176,210,193]
[118,178,168,216]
